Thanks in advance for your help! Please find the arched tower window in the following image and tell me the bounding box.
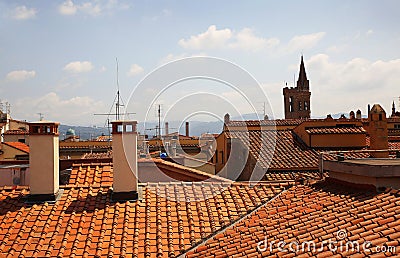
[304,101,308,111]
[289,96,294,112]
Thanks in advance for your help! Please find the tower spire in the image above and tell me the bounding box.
[297,55,309,91]
[392,101,396,117]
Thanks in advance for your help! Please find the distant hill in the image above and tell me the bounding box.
[59,113,290,139]
[59,125,109,141]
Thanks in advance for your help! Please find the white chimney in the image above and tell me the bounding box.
[111,120,138,201]
[28,121,61,202]
[171,139,177,158]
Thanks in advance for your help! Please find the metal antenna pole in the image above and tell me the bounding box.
[116,58,120,121]
[158,104,161,138]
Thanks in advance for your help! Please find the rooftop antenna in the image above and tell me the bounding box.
[116,57,121,121]
[37,113,44,121]
[94,58,135,142]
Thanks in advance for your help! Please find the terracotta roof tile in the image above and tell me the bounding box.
[2,142,30,153]
[186,181,400,257]
[0,179,291,257]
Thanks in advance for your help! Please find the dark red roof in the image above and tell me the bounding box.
[229,130,319,170]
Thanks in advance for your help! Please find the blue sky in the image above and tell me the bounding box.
[0,0,399,126]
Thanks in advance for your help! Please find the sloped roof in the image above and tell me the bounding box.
[226,119,307,127]
[187,181,400,257]
[2,142,30,153]
[305,126,366,134]
[0,180,293,257]
[229,130,319,170]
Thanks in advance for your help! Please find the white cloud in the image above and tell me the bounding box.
[6,70,36,82]
[366,29,374,36]
[63,61,94,73]
[178,25,281,52]
[229,28,278,51]
[79,2,102,16]
[13,92,106,125]
[11,5,37,20]
[127,64,144,77]
[179,25,232,50]
[99,66,107,72]
[286,32,326,53]
[59,0,77,15]
[58,0,130,16]
[306,54,400,117]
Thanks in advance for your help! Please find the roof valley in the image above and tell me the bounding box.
[178,186,291,257]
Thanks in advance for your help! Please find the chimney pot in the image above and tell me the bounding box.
[165,122,169,136]
[185,122,189,137]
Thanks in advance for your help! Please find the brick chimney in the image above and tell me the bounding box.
[185,121,189,137]
[165,122,169,135]
[28,121,61,202]
[111,121,138,201]
[369,104,388,158]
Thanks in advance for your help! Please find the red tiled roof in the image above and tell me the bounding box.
[388,117,400,122]
[2,142,29,153]
[227,119,307,128]
[81,150,112,159]
[229,130,319,170]
[305,126,366,134]
[187,181,400,257]
[389,141,400,150]
[263,171,324,181]
[389,128,400,136]
[0,180,292,257]
[3,129,28,135]
[95,135,112,141]
[59,145,111,150]
[67,163,113,186]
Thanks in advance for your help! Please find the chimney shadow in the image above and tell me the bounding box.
[0,191,28,216]
[64,188,112,214]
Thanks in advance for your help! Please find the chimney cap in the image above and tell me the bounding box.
[111,120,137,134]
[29,121,60,135]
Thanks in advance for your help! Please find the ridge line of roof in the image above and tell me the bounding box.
[178,185,293,257]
